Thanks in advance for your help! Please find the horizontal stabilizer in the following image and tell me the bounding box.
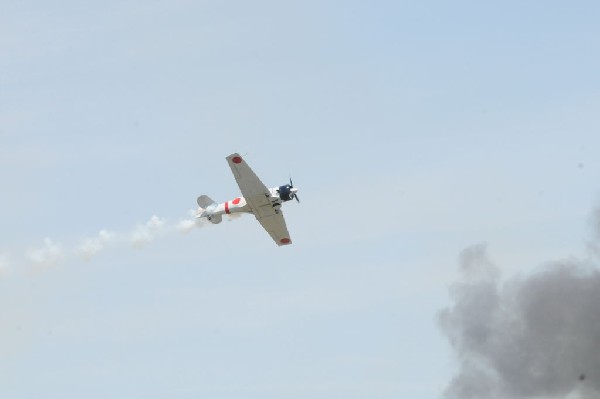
[208,214,222,224]
[197,195,217,208]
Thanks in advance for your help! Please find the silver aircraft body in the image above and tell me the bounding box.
[196,153,299,246]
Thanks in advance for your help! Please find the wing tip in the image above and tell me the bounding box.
[278,238,292,246]
[226,153,243,162]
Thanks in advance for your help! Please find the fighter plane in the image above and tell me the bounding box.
[196,153,299,246]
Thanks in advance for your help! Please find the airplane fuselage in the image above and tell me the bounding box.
[198,186,297,223]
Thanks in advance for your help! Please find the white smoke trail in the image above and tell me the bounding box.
[6,207,226,274]
[0,253,10,276]
[77,229,115,261]
[28,238,63,268]
[130,215,166,248]
[177,209,205,234]
[177,219,198,233]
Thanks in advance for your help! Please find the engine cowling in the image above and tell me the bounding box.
[278,184,294,201]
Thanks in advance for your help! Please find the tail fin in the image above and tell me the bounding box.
[197,195,217,208]
[196,195,222,224]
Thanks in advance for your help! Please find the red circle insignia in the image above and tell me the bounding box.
[232,156,242,164]
[280,238,291,244]
[232,198,241,205]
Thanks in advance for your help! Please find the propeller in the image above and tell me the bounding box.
[289,178,300,203]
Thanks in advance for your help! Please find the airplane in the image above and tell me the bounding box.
[196,153,299,246]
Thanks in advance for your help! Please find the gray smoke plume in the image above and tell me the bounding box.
[439,243,600,399]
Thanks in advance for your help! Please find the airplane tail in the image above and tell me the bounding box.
[196,195,222,224]
[197,195,216,208]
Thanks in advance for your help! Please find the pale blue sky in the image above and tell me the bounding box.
[1,1,600,398]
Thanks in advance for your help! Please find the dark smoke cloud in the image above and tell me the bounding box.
[439,244,600,399]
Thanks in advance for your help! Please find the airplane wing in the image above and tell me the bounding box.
[226,153,292,246]
[255,211,292,246]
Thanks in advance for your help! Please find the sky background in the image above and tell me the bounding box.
[1,1,600,398]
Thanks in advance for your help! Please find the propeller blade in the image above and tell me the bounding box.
[294,194,300,203]
[289,177,293,187]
